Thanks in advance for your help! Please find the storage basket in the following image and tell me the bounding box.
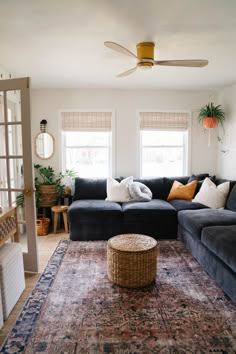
[37,216,50,236]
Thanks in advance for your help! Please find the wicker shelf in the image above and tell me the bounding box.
[0,207,19,247]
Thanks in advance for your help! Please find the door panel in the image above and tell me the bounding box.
[0,78,39,272]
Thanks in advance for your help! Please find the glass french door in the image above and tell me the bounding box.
[0,77,39,272]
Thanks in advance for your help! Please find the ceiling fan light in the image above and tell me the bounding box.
[139,65,152,71]
[137,62,153,70]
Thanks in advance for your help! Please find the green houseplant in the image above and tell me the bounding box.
[16,164,77,209]
[198,102,225,128]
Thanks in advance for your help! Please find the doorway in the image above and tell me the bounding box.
[0,77,39,272]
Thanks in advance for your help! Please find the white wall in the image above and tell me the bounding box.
[31,88,218,177]
[217,84,236,179]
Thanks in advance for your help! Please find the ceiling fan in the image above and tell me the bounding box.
[104,41,209,77]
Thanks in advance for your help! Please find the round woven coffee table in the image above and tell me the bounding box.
[107,234,158,288]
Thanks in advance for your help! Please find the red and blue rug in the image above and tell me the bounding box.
[1,240,236,353]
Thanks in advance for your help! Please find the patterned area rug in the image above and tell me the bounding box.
[1,240,236,354]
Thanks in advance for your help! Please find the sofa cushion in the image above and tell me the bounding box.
[73,177,121,200]
[215,178,236,191]
[201,225,236,273]
[188,173,214,195]
[122,199,176,222]
[163,176,189,199]
[167,180,197,201]
[133,177,166,199]
[188,173,209,182]
[68,200,122,222]
[106,176,133,202]
[178,209,236,240]
[169,199,208,212]
[226,184,236,212]
[192,178,230,208]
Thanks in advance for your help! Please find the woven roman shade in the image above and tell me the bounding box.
[61,111,112,131]
[140,112,190,131]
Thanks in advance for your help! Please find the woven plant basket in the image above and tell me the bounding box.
[37,216,50,236]
[38,185,58,207]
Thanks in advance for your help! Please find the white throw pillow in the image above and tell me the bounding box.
[106,176,133,202]
[192,177,230,208]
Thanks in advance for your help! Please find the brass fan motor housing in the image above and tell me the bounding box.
[136,42,155,60]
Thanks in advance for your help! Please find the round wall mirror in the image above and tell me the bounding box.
[35,132,55,159]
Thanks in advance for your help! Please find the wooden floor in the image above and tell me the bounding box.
[0,231,69,347]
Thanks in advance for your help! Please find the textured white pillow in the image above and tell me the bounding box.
[128,182,152,201]
[106,176,133,202]
[192,177,230,208]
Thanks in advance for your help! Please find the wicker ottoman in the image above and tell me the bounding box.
[107,234,158,288]
[0,243,25,320]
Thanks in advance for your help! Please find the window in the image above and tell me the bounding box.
[140,111,190,177]
[61,111,113,177]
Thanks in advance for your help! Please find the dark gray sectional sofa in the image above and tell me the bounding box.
[68,174,236,304]
[68,174,208,241]
[178,207,236,304]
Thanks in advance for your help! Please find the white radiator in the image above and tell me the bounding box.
[0,285,3,329]
[0,243,25,320]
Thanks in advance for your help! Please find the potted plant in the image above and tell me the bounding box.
[198,102,225,129]
[16,164,77,209]
[34,165,60,207]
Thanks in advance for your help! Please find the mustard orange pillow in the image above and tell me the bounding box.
[167,180,198,201]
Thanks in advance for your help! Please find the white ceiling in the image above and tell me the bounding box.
[0,0,236,90]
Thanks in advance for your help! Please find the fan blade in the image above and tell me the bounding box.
[104,41,137,59]
[155,59,208,67]
[117,66,137,78]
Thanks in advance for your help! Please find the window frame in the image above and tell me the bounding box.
[137,110,191,177]
[59,109,115,177]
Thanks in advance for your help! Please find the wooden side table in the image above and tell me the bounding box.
[51,205,69,234]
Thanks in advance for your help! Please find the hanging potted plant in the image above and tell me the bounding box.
[198,102,225,129]
[198,102,225,146]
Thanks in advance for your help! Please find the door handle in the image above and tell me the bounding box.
[23,187,35,196]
